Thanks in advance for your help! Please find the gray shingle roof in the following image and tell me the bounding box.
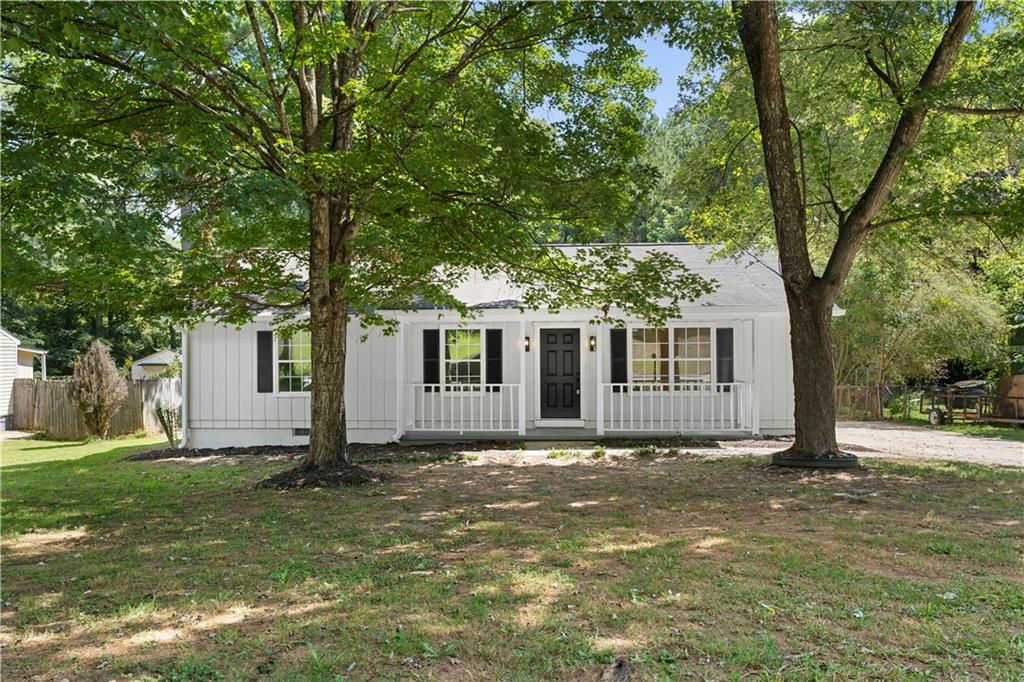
[428,244,786,310]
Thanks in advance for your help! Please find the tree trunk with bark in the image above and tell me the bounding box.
[784,286,841,457]
[303,193,351,469]
[289,3,367,473]
[733,0,976,466]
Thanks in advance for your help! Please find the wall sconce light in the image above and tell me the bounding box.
[524,336,531,352]
[589,335,597,352]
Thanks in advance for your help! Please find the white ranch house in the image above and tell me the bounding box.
[181,244,802,449]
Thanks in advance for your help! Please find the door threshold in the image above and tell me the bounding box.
[534,419,586,428]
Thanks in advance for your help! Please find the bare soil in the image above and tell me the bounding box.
[254,462,386,489]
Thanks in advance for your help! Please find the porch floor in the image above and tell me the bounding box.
[400,428,759,443]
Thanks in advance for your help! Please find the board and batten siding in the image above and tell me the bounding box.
[186,309,796,447]
[752,315,795,432]
[186,319,399,447]
[0,333,18,427]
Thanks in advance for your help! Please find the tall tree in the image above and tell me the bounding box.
[647,1,1021,464]
[832,261,1007,387]
[735,0,979,463]
[3,2,711,471]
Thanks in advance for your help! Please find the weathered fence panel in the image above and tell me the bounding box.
[11,378,181,440]
[835,384,881,420]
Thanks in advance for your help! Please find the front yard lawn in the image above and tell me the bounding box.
[2,438,1022,680]
[1,434,165,468]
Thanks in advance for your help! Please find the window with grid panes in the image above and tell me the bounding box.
[277,331,312,393]
[672,327,712,382]
[444,329,482,389]
[630,327,670,385]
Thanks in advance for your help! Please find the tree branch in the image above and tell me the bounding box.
[936,105,1024,117]
[823,1,977,295]
[734,0,816,287]
[245,1,293,143]
[864,48,904,105]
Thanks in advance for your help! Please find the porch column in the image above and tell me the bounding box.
[518,320,526,436]
[393,322,406,441]
[749,319,760,436]
[596,328,604,436]
[40,353,47,381]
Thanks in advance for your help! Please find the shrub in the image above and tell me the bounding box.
[632,444,659,458]
[155,402,180,448]
[71,340,128,438]
[591,446,607,459]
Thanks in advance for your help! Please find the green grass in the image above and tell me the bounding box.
[2,438,1022,680]
[887,412,1024,442]
[0,434,165,467]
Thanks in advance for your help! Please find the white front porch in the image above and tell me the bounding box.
[390,316,766,440]
[398,381,756,437]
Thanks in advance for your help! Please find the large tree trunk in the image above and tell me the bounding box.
[781,286,842,459]
[734,1,854,465]
[303,193,351,469]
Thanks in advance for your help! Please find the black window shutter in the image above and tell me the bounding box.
[610,328,627,385]
[256,331,274,393]
[716,327,735,384]
[423,329,440,390]
[486,329,502,390]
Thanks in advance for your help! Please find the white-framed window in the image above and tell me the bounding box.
[673,327,712,381]
[629,325,714,386]
[277,330,312,393]
[631,327,670,384]
[444,328,482,390]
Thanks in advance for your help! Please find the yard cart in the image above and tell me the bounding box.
[919,377,1024,426]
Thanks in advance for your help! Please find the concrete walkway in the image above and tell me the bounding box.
[0,430,34,440]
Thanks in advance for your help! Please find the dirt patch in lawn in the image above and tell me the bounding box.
[726,436,880,453]
[255,462,387,489]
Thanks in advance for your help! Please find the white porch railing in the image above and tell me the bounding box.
[598,382,754,433]
[404,384,521,433]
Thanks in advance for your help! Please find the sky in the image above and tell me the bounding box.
[635,35,693,119]
[534,35,693,123]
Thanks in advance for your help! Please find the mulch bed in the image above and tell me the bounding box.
[127,445,306,462]
[125,440,525,464]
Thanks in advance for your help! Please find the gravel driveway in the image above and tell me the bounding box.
[833,421,1022,467]
[725,421,1022,467]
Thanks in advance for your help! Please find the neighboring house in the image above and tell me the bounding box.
[181,244,806,449]
[131,349,180,380]
[0,327,46,430]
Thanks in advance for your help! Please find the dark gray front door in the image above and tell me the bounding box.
[540,329,580,418]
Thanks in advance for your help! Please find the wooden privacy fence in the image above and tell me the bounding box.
[11,378,181,440]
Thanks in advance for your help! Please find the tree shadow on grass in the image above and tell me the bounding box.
[3,451,1021,679]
